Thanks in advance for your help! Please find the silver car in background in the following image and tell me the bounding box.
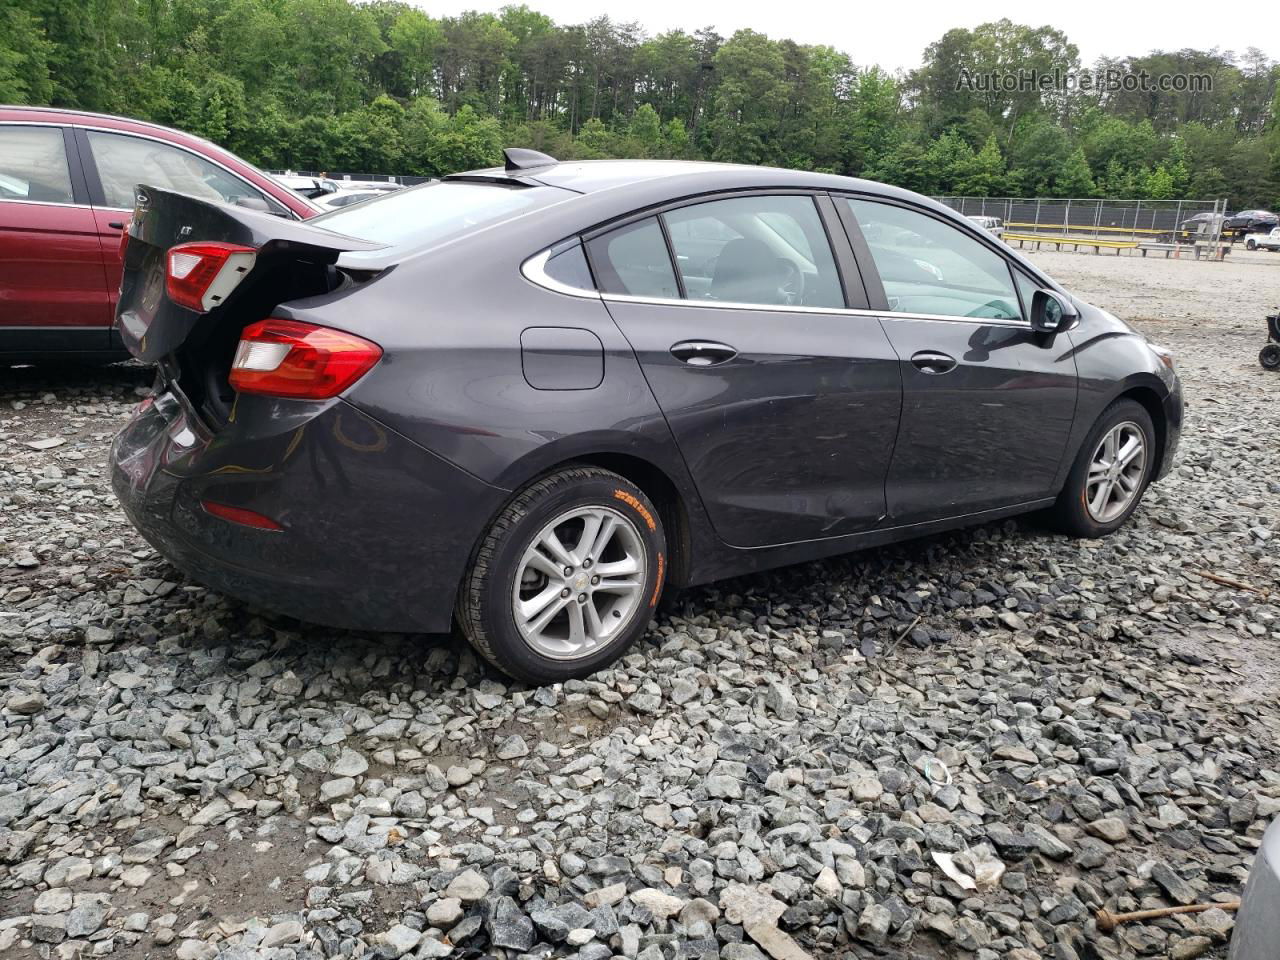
[967,214,1005,240]
[1231,818,1280,958]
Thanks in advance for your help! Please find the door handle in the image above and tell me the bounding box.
[910,350,957,374]
[107,221,125,230]
[670,340,737,366]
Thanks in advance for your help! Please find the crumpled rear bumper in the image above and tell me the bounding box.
[110,385,506,633]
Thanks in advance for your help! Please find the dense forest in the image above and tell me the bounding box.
[2,0,1278,205]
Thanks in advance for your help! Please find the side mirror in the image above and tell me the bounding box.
[1031,289,1076,333]
[233,196,271,212]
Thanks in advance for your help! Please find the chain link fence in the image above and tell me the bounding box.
[934,196,1230,253]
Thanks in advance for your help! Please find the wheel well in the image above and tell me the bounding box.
[1117,386,1168,478]
[570,452,693,589]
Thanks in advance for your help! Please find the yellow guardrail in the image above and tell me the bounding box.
[1004,232,1139,248]
[1005,221,1172,235]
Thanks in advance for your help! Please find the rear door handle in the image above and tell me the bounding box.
[910,350,957,374]
[107,221,125,230]
[670,340,737,366]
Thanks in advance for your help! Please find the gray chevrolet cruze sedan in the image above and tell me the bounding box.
[110,150,1183,683]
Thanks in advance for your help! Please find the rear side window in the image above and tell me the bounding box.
[543,241,595,291]
[664,195,843,308]
[314,180,569,249]
[0,126,74,204]
[87,131,286,214]
[586,217,680,299]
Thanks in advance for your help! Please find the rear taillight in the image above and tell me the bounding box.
[229,318,382,399]
[166,241,256,312]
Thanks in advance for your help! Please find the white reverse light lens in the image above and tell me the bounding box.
[168,251,203,280]
[232,340,292,372]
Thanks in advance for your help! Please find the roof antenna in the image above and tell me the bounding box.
[504,148,558,172]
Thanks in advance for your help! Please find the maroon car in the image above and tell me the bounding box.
[0,107,317,361]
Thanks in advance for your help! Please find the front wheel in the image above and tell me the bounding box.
[457,466,666,685]
[1261,343,1280,370]
[1048,399,1156,538]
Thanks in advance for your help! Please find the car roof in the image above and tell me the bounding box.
[457,157,920,202]
[0,105,215,144]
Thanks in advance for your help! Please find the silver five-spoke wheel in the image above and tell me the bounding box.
[1085,421,1146,523]
[512,505,647,660]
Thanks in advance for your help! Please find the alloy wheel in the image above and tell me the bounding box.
[1085,421,1147,523]
[511,505,648,660]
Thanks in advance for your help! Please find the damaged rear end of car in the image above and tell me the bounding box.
[110,187,502,632]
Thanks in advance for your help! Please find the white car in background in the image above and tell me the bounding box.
[1244,227,1280,251]
[313,189,386,210]
[967,215,1005,241]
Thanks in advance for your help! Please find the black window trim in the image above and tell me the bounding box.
[523,186,1050,330]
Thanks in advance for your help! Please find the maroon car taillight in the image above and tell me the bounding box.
[229,318,383,400]
[166,241,257,312]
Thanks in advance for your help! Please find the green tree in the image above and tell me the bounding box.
[1057,147,1096,196]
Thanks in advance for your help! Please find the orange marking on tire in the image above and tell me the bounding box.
[650,552,665,607]
[613,489,656,531]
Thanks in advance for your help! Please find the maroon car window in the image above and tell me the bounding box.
[0,126,75,204]
[86,130,286,214]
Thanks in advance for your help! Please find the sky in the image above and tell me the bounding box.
[408,0,1269,74]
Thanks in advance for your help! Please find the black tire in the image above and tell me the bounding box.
[1048,399,1156,538]
[457,466,667,685]
[1246,239,1257,250]
[1261,343,1280,370]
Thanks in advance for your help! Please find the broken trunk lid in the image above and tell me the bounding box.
[115,185,386,363]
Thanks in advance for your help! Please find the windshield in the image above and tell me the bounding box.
[311,180,571,249]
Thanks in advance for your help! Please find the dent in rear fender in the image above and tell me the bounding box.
[113,394,506,632]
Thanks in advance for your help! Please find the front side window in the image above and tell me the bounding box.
[0,126,74,204]
[87,131,284,214]
[586,217,680,300]
[664,195,843,308]
[847,198,1021,321]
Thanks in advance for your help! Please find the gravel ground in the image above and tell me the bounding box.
[2,248,1279,960]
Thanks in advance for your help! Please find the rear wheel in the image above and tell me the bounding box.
[1246,238,1258,250]
[1261,343,1280,370]
[457,466,666,684]
[1049,399,1156,538]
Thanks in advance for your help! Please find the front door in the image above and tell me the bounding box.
[588,195,902,548]
[839,196,1078,524]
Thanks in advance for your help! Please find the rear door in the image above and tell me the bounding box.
[837,196,1078,525]
[0,123,112,348]
[589,192,902,548]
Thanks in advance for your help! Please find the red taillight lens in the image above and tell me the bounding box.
[166,241,256,312]
[201,500,283,531]
[228,318,382,399]
[117,219,132,260]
